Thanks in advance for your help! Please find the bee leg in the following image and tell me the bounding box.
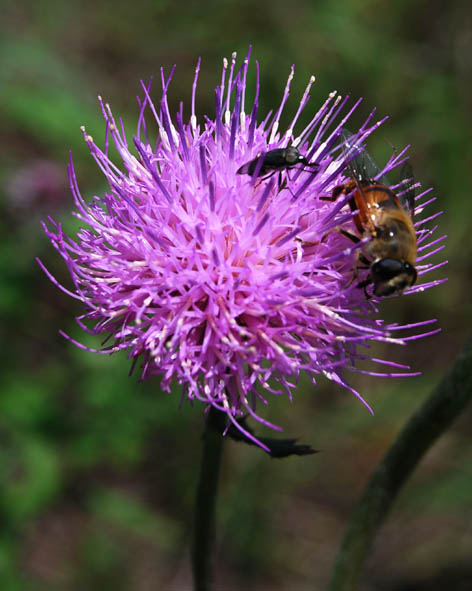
[320,185,346,202]
[350,248,374,297]
[341,247,362,288]
[295,237,319,248]
[338,228,361,244]
[321,228,361,285]
[320,225,359,245]
[356,277,372,299]
[336,232,373,293]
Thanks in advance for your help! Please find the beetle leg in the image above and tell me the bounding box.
[260,170,279,182]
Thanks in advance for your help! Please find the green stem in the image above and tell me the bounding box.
[192,407,225,591]
[329,338,472,591]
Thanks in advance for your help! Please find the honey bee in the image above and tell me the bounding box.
[333,130,417,297]
[237,146,318,180]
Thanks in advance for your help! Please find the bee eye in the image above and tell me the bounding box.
[371,259,403,281]
[404,263,418,286]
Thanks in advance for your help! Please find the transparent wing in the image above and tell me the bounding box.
[340,129,385,183]
[397,160,415,217]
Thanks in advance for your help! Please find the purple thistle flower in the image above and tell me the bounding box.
[39,50,446,451]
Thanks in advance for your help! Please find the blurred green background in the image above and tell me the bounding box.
[1,0,471,589]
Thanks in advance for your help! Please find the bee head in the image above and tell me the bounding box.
[371,259,417,297]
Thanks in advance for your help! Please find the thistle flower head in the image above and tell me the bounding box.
[40,49,446,450]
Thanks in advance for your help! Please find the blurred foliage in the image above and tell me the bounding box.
[1,0,471,589]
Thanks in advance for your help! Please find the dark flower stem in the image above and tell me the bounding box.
[192,407,225,591]
[329,337,472,591]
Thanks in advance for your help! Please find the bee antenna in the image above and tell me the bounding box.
[384,137,397,155]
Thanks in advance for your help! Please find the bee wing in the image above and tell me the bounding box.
[340,129,384,183]
[397,160,415,217]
